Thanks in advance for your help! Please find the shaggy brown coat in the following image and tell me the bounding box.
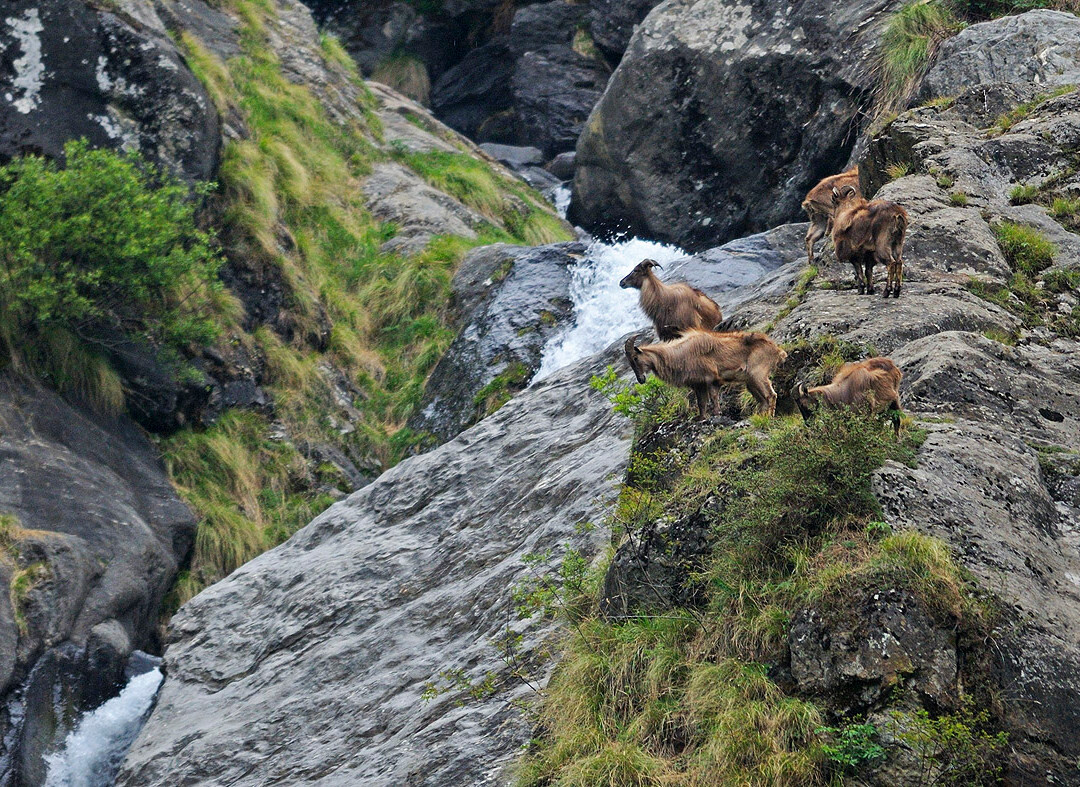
[624,329,787,417]
[801,166,860,265]
[831,185,909,297]
[619,260,723,340]
[794,357,903,432]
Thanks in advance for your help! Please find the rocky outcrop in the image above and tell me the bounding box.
[408,242,582,443]
[588,0,665,60]
[571,0,900,250]
[0,0,220,183]
[118,350,632,786]
[919,10,1080,102]
[0,373,196,784]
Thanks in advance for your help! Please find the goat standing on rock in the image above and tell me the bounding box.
[625,330,787,418]
[794,357,903,433]
[802,166,860,265]
[620,259,724,340]
[831,185,909,297]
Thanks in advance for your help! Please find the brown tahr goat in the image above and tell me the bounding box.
[801,166,860,265]
[624,329,787,418]
[794,357,903,433]
[831,185,909,297]
[619,259,723,341]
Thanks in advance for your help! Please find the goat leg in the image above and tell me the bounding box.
[864,260,875,294]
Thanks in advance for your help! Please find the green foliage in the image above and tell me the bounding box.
[0,140,224,408]
[10,560,49,636]
[590,367,690,435]
[1009,183,1038,204]
[992,221,1055,276]
[891,699,1008,785]
[473,362,530,417]
[159,410,336,607]
[874,1,964,121]
[937,173,956,189]
[887,161,914,180]
[949,191,969,206]
[817,722,886,775]
[991,85,1075,133]
[1050,196,1080,220]
[516,408,990,785]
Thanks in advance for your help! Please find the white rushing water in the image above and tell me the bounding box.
[43,663,163,787]
[535,236,688,379]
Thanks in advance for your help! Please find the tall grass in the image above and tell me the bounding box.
[163,0,570,602]
[873,1,964,124]
[517,409,993,785]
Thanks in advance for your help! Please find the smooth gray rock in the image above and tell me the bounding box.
[920,10,1080,102]
[0,0,220,183]
[118,350,633,787]
[571,0,901,250]
[509,0,588,56]
[478,142,545,168]
[0,373,196,783]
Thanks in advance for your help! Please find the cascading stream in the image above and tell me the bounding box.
[43,656,163,787]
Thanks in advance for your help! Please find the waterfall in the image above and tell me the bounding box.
[42,656,163,787]
[535,236,689,379]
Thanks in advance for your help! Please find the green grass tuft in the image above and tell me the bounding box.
[992,221,1055,276]
[372,53,431,105]
[1009,184,1038,204]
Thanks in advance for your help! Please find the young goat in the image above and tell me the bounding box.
[801,166,860,265]
[794,357,903,433]
[619,259,723,340]
[624,329,787,418]
[831,185,909,297]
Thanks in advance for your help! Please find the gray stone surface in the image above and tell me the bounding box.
[408,242,583,443]
[0,373,196,783]
[571,0,901,250]
[921,10,1080,102]
[118,349,633,786]
[0,0,220,183]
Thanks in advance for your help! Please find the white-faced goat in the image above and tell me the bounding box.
[794,357,903,433]
[801,166,860,265]
[619,259,724,340]
[624,329,787,418]
[831,185,909,297]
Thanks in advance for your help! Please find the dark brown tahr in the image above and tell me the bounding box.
[794,356,904,433]
[624,329,787,418]
[830,185,909,298]
[619,259,723,340]
[801,166,860,265]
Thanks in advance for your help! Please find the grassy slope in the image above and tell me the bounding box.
[162,0,570,605]
[513,369,1002,786]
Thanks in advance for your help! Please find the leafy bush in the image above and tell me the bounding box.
[590,366,690,435]
[0,140,224,404]
[818,722,886,775]
[891,699,1008,785]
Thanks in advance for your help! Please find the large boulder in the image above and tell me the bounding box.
[0,373,196,784]
[118,350,632,787]
[0,0,220,183]
[919,9,1080,102]
[571,0,901,251]
[588,0,666,60]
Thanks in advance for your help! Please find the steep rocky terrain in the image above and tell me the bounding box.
[126,20,1080,782]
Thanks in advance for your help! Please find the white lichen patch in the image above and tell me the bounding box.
[5,8,45,114]
[640,0,755,55]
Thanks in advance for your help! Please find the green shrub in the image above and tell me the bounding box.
[887,162,913,180]
[818,722,886,775]
[890,699,1008,785]
[937,173,955,189]
[992,221,1055,276]
[0,140,224,406]
[590,366,690,436]
[1009,184,1038,204]
[949,191,969,206]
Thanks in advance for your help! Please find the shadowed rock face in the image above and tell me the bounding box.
[571,0,901,251]
[118,350,633,786]
[0,0,220,183]
[0,374,196,784]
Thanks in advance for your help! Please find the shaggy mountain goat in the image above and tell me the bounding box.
[794,357,903,433]
[624,329,787,418]
[619,260,723,340]
[831,185,909,297]
[801,166,860,265]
